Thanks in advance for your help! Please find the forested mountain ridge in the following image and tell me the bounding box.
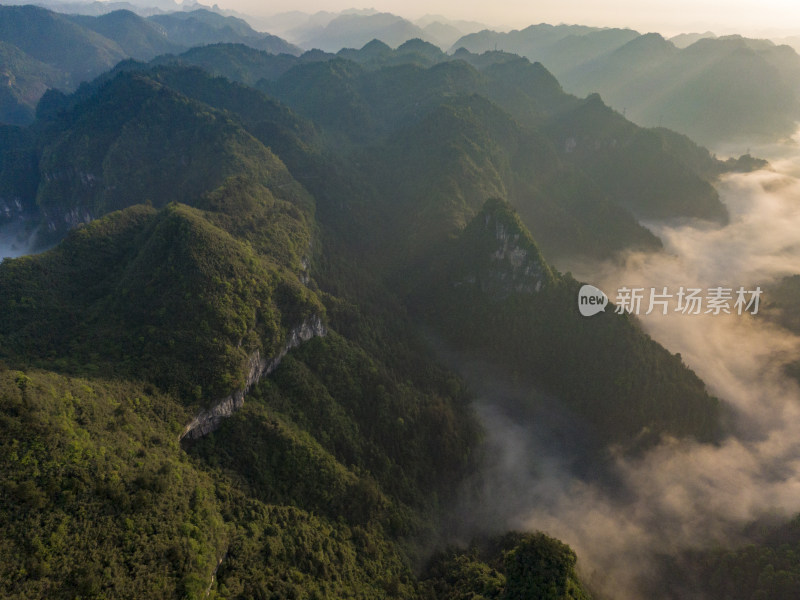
[0,4,300,125]
[31,72,309,241]
[0,65,485,599]
[65,9,183,58]
[411,198,720,448]
[0,53,737,447]
[0,39,72,125]
[451,25,800,144]
[3,45,756,262]
[156,42,754,261]
[0,35,763,600]
[147,9,300,55]
[4,2,798,147]
[653,514,800,599]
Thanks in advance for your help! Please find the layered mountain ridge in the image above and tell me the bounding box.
[0,25,782,600]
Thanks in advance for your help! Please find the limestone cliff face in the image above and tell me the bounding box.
[453,198,553,300]
[0,197,25,222]
[38,168,98,233]
[485,217,549,296]
[41,205,94,233]
[180,314,327,440]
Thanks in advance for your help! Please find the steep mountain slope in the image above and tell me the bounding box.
[0,6,300,125]
[420,21,464,49]
[1,62,348,249]
[0,41,70,126]
[0,68,487,598]
[5,44,747,262]
[0,313,481,598]
[669,31,716,48]
[421,532,591,599]
[543,93,726,221]
[562,32,679,99]
[659,514,800,599]
[0,124,38,223]
[295,12,430,52]
[0,195,319,397]
[0,50,755,600]
[0,68,328,401]
[413,198,720,447]
[67,9,182,60]
[262,50,732,260]
[452,25,800,144]
[451,23,604,57]
[359,93,661,264]
[86,56,662,264]
[152,42,331,86]
[32,72,303,239]
[561,35,800,144]
[0,5,126,83]
[148,9,301,55]
[0,370,230,599]
[540,27,641,73]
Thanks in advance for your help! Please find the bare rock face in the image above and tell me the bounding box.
[486,217,548,296]
[451,199,553,300]
[180,314,326,440]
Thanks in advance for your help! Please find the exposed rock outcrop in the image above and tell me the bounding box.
[0,197,24,221]
[451,199,552,299]
[41,205,94,232]
[180,314,326,440]
[489,218,548,294]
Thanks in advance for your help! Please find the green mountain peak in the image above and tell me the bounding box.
[455,198,555,299]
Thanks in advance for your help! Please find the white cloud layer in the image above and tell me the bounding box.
[457,136,800,598]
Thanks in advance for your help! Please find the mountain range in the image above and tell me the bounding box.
[0,30,777,597]
[3,4,800,145]
[451,25,800,144]
[2,6,799,599]
[276,11,485,52]
[0,4,300,124]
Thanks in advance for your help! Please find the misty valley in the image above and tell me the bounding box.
[4,3,800,600]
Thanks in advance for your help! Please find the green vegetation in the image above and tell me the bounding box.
[543,94,727,222]
[67,10,181,61]
[251,45,750,257]
[421,532,591,600]
[0,41,70,126]
[452,26,800,145]
[33,71,307,239]
[0,196,486,598]
[152,43,330,87]
[2,34,757,258]
[148,9,301,55]
[761,275,800,382]
[414,199,720,447]
[0,60,485,599]
[0,5,300,125]
[0,369,226,599]
[0,124,38,217]
[0,5,126,84]
[660,515,800,600]
[0,188,319,402]
[0,354,469,599]
[0,38,754,600]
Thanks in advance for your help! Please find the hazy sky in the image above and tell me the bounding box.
[219,0,800,37]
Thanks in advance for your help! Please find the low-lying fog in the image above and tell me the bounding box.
[0,219,39,262]
[462,136,800,599]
